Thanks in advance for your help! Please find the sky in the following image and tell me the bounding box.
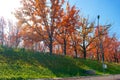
[69,0,120,40]
[0,0,120,39]
[0,0,20,20]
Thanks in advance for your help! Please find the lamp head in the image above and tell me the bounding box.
[97,15,100,19]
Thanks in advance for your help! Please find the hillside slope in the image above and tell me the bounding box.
[0,46,120,79]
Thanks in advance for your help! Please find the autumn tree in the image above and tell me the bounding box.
[55,2,80,55]
[15,0,81,55]
[112,36,120,63]
[15,0,68,54]
[88,25,112,61]
[6,20,21,48]
[69,29,81,58]
[77,18,95,59]
[103,34,120,62]
[0,16,6,46]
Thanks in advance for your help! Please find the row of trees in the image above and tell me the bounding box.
[0,0,120,63]
[0,17,20,47]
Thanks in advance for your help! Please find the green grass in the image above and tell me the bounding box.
[0,46,120,79]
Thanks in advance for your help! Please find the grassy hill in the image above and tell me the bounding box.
[0,46,120,79]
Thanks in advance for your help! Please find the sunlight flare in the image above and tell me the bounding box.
[0,0,20,19]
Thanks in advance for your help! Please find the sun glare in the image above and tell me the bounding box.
[0,0,20,20]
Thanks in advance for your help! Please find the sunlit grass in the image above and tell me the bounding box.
[0,45,120,79]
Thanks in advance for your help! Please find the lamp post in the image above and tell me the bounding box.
[97,15,105,73]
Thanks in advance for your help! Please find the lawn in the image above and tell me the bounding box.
[0,46,120,79]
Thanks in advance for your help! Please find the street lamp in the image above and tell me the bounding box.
[97,15,105,73]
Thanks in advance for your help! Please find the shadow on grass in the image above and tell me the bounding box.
[1,46,120,79]
[33,53,86,77]
[0,46,86,78]
[78,58,120,75]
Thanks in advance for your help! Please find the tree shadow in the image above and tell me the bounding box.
[0,47,87,78]
[33,53,86,77]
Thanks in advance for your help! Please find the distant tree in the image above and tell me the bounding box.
[55,2,80,55]
[103,34,120,62]
[7,20,21,48]
[69,27,81,58]
[0,17,6,45]
[77,18,94,59]
[89,25,113,61]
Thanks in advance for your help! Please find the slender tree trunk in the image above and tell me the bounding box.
[1,26,4,45]
[96,47,100,61]
[83,39,86,59]
[15,30,20,48]
[114,49,119,63]
[83,44,86,59]
[49,36,53,55]
[82,34,87,59]
[83,47,86,59]
[100,43,104,62]
[63,38,66,55]
[74,47,77,58]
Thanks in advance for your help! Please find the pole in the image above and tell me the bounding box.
[97,15,105,74]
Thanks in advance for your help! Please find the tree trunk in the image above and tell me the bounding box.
[83,48,86,59]
[83,39,86,59]
[49,36,53,55]
[82,34,87,59]
[1,26,4,45]
[96,48,100,61]
[63,38,66,55]
[74,46,77,58]
[83,43,86,59]
[114,49,119,63]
